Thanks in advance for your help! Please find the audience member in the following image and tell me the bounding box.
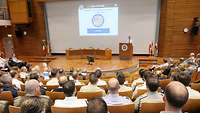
[160,81,188,113]
[80,73,105,95]
[20,97,45,113]
[52,75,68,92]
[87,98,108,113]
[172,71,200,99]
[0,73,18,97]
[95,69,107,86]
[46,68,59,85]
[10,70,24,90]
[72,71,84,85]
[103,78,132,105]
[131,69,146,87]
[116,71,132,92]
[134,75,163,113]
[54,80,87,107]
[14,79,52,113]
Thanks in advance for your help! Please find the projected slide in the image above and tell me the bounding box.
[79,6,118,36]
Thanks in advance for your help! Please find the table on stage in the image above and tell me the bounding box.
[66,48,112,60]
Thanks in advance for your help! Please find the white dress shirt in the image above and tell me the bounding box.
[46,78,59,85]
[54,96,87,107]
[187,87,200,99]
[103,94,132,105]
[12,78,24,90]
[97,79,107,86]
[119,85,132,92]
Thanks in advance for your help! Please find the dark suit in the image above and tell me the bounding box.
[2,84,18,98]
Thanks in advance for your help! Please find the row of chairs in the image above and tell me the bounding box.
[8,99,200,113]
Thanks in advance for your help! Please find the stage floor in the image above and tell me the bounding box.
[48,56,139,73]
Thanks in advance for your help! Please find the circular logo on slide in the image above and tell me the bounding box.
[92,14,104,27]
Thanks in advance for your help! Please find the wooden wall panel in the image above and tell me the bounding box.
[159,0,200,57]
[12,0,46,56]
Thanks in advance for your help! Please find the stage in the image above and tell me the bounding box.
[48,56,139,73]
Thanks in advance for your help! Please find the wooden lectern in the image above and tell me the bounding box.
[119,43,133,60]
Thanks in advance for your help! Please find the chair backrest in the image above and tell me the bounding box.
[191,71,198,82]
[77,91,103,100]
[45,85,59,91]
[9,106,20,113]
[191,83,200,92]
[41,80,48,85]
[108,103,134,113]
[76,84,84,91]
[98,85,108,92]
[137,89,147,96]
[159,79,171,90]
[17,91,26,96]
[183,99,200,113]
[0,91,13,105]
[46,91,65,102]
[119,90,133,99]
[140,102,165,113]
[20,84,25,91]
[51,106,87,113]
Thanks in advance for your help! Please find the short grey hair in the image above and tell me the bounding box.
[25,79,40,95]
[0,73,12,84]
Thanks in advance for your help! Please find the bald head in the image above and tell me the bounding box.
[165,81,188,109]
[25,79,40,95]
[108,78,120,93]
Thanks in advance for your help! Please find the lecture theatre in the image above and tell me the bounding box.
[0,0,200,113]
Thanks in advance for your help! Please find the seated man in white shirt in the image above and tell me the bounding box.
[72,71,84,85]
[95,69,107,86]
[131,69,146,87]
[46,68,59,86]
[10,70,24,90]
[80,73,105,95]
[132,70,154,98]
[160,81,189,113]
[134,75,163,113]
[54,80,87,107]
[103,78,132,105]
[172,71,200,99]
[116,71,132,92]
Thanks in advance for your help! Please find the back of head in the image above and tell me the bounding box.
[173,71,191,87]
[63,80,75,97]
[143,70,154,81]
[165,81,188,109]
[20,97,44,113]
[0,73,12,84]
[10,70,17,78]
[50,68,58,78]
[58,75,68,87]
[95,69,102,78]
[116,71,125,85]
[108,78,120,93]
[89,73,98,85]
[25,79,40,95]
[29,71,40,80]
[87,98,108,113]
[146,76,159,92]
[139,69,145,78]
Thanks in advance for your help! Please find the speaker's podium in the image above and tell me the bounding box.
[119,43,133,60]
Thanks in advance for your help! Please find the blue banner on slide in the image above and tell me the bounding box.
[87,28,110,33]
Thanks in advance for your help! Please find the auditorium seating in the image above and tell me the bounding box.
[17,91,25,96]
[191,83,200,92]
[0,91,13,105]
[9,106,20,113]
[46,91,65,102]
[119,90,133,99]
[51,106,87,113]
[76,84,85,91]
[77,91,103,100]
[183,99,200,113]
[140,102,165,113]
[159,79,171,90]
[45,85,59,91]
[108,103,135,113]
